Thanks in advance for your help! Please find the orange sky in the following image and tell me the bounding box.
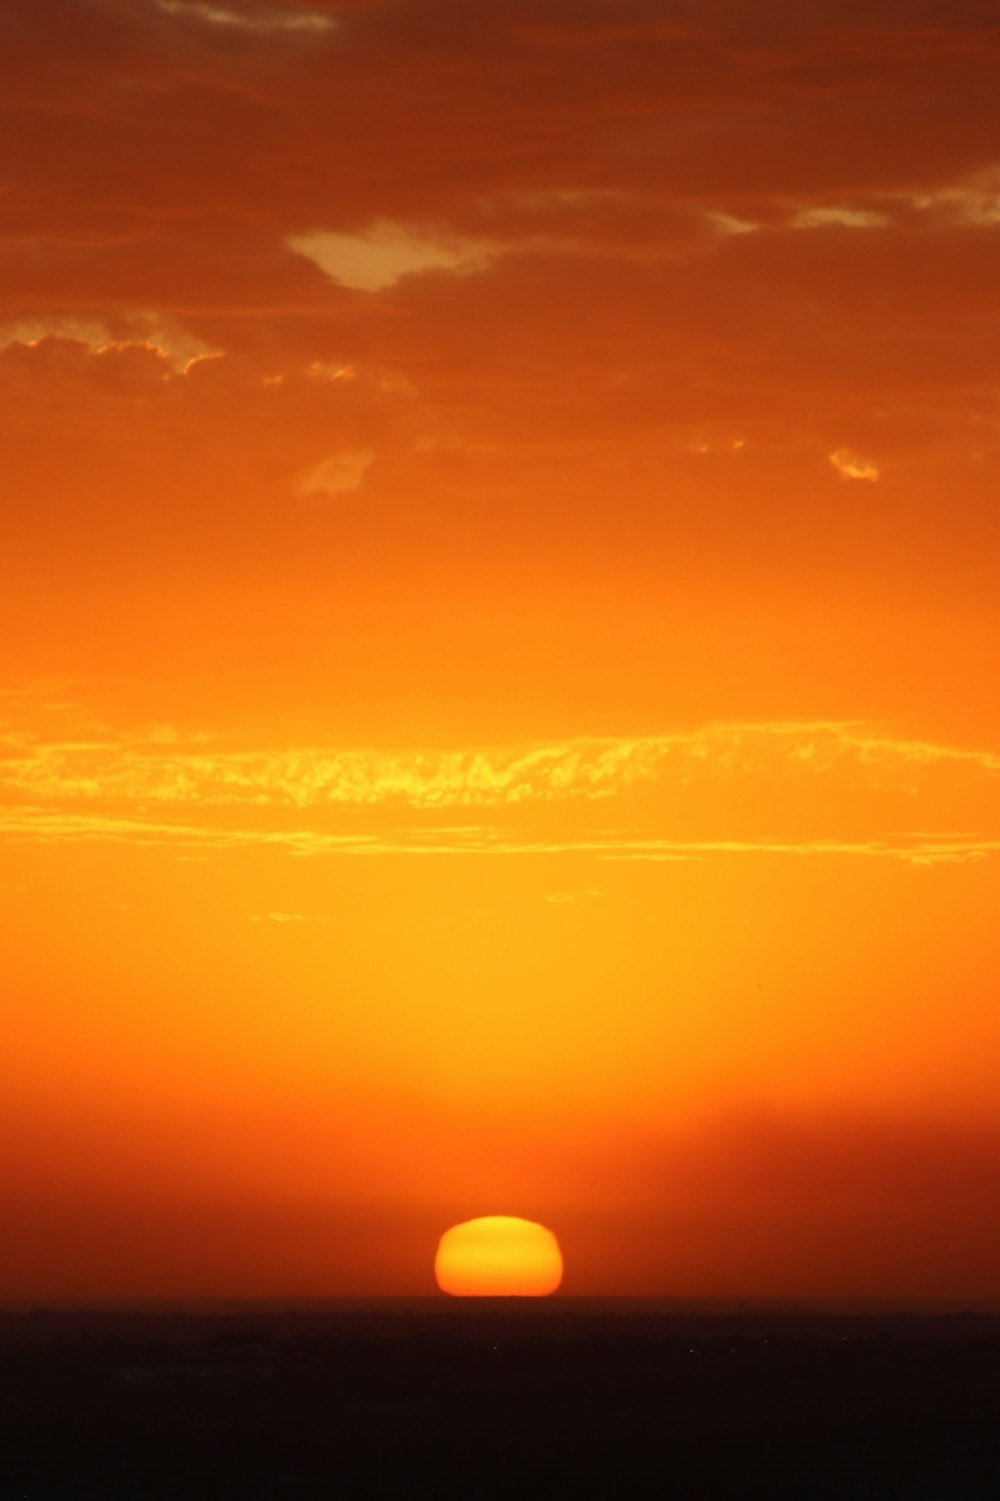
[2,0,1000,1299]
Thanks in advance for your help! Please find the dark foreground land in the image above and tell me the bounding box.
[1,1303,999,1498]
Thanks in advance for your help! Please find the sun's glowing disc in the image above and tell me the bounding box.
[434,1215,563,1296]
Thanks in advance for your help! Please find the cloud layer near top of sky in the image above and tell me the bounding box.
[4,1,1000,293]
[1,0,998,502]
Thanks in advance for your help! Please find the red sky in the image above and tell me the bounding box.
[2,0,999,1298]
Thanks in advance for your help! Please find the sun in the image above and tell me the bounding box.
[434,1216,563,1296]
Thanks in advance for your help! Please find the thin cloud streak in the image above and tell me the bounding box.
[288,223,497,291]
[0,808,995,866]
[155,0,337,33]
[830,448,880,482]
[2,720,997,813]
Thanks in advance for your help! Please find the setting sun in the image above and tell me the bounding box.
[435,1218,564,1297]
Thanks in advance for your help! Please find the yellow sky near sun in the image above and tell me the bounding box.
[3,693,1000,1294]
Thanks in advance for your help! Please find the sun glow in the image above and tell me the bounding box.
[434,1217,564,1297]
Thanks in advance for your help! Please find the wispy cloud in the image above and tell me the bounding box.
[707,211,759,237]
[830,448,880,482]
[249,911,321,922]
[0,316,219,374]
[294,450,374,497]
[910,172,1000,227]
[288,221,498,292]
[0,716,996,864]
[155,1,337,33]
[0,807,995,866]
[791,206,889,230]
[2,720,997,813]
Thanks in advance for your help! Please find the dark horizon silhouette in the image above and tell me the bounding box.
[3,1304,999,1498]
